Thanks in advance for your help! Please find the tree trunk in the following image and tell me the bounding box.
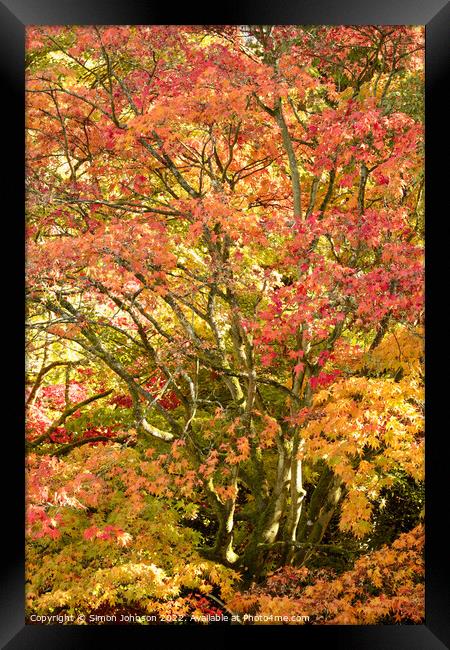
[295,468,343,565]
[206,471,239,565]
[274,100,302,218]
[281,433,307,563]
[214,503,239,565]
[240,436,292,577]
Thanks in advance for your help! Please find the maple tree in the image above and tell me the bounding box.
[25,25,424,623]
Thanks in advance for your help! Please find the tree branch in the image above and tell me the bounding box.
[28,389,113,448]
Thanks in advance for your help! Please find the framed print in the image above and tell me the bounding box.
[1,0,449,647]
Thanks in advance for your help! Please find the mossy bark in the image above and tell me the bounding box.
[240,437,292,577]
[295,469,343,565]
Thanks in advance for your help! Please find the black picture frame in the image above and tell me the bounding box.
[2,1,448,647]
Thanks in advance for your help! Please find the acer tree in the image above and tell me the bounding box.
[26,25,424,622]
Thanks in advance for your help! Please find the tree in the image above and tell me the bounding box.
[26,24,424,602]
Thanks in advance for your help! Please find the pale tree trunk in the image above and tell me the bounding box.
[282,433,307,563]
[260,437,292,545]
[241,437,292,577]
[274,99,302,219]
[295,469,343,565]
[205,470,239,565]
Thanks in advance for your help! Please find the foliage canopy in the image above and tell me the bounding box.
[26,25,424,624]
